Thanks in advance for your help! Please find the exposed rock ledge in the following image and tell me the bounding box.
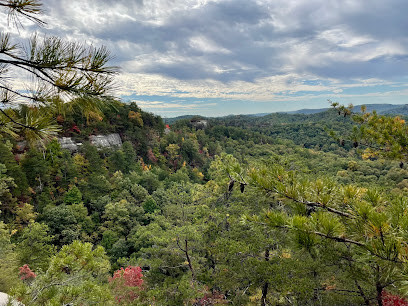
[0,292,23,306]
[58,133,122,152]
[89,133,122,148]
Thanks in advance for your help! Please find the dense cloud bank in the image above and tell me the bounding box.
[1,0,407,115]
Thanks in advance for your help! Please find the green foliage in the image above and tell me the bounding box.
[0,163,16,215]
[5,98,408,304]
[15,222,55,271]
[40,205,80,246]
[0,141,28,197]
[142,196,158,214]
[12,240,113,305]
[0,222,19,292]
[64,186,82,205]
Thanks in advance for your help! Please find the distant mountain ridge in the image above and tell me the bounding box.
[287,104,408,115]
[163,104,408,123]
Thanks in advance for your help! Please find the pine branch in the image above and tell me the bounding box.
[262,185,355,219]
[0,0,45,27]
[274,224,404,264]
[0,108,36,130]
[0,84,42,101]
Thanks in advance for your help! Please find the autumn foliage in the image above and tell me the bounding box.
[19,265,36,281]
[382,291,408,306]
[110,266,144,303]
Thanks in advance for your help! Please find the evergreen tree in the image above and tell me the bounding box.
[0,0,118,140]
[0,141,28,196]
[15,222,55,271]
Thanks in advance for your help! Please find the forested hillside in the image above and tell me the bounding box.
[1,100,408,305]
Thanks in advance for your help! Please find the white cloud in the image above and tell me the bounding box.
[133,100,217,110]
[189,35,231,54]
[2,0,408,115]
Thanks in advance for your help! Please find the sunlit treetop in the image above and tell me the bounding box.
[331,100,408,162]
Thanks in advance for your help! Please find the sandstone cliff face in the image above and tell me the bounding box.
[58,133,122,152]
[58,137,80,152]
[89,134,122,148]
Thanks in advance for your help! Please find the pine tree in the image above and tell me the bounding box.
[0,0,118,141]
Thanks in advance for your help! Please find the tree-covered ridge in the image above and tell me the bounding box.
[206,108,356,152]
[1,100,408,304]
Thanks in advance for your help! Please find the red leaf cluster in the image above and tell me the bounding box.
[110,266,144,303]
[111,266,143,287]
[383,291,408,306]
[69,125,81,133]
[19,264,36,281]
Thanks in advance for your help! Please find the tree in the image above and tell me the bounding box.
[0,141,28,197]
[0,221,19,292]
[15,222,55,271]
[40,205,79,246]
[109,266,144,303]
[0,163,16,217]
[0,0,118,141]
[64,186,82,205]
[11,240,113,305]
[240,160,408,305]
[331,101,408,163]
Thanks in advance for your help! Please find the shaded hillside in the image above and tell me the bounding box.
[208,109,353,151]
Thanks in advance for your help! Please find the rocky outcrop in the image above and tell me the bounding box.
[0,292,23,306]
[58,137,82,152]
[58,133,122,152]
[89,133,122,148]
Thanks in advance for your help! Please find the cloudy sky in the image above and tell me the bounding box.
[2,0,408,117]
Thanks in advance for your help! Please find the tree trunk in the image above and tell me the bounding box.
[261,282,269,306]
[184,239,195,280]
[375,264,383,306]
[376,283,383,306]
[261,248,270,306]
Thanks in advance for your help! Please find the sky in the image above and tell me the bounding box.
[1,0,408,117]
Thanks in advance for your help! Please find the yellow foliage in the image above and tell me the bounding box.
[281,252,291,259]
[140,158,151,171]
[361,148,377,160]
[128,111,144,127]
[87,111,103,122]
[336,170,348,177]
[73,154,89,174]
[192,167,204,180]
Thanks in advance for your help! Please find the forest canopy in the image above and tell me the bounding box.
[0,97,407,305]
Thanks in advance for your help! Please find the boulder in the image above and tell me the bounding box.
[0,292,23,306]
